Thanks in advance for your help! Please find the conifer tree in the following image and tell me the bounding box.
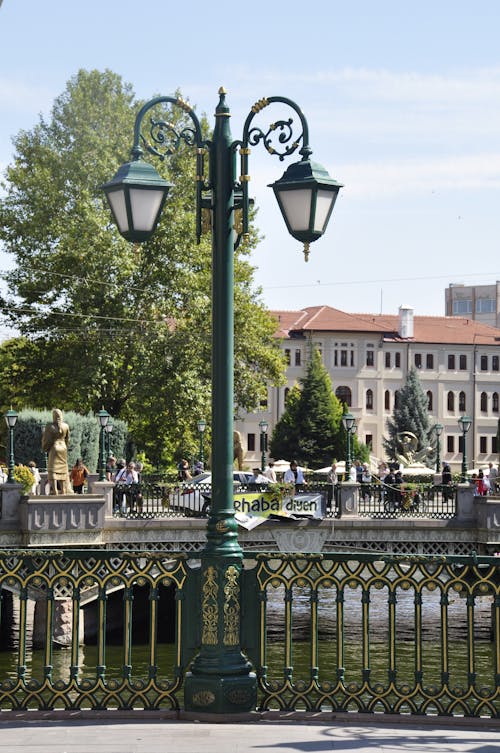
[383,367,434,463]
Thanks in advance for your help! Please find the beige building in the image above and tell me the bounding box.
[445,282,500,328]
[235,305,500,473]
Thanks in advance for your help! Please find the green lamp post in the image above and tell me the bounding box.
[97,408,110,482]
[434,423,443,473]
[197,419,206,468]
[259,419,269,471]
[4,408,18,483]
[458,415,472,482]
[342,412,356,480]
[105,418,114,460]
[102,88,341,713]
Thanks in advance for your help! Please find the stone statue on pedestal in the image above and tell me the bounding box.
[41,408,72,494]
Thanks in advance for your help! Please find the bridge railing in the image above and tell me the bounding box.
[0,548,498,717]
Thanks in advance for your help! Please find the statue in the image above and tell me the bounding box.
[395,431,432,468]
[233,430,245,471]
[42,409,72,494]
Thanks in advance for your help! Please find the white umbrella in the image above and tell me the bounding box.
[315,463,346,474]
[272,459,309,473]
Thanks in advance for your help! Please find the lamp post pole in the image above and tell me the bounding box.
[259,419,269,471]
[197,419,206,468]
[342,412,356,480]
[105,419,114,460]
[103,88,341,714]
[4,409,18,483]
[97,408,110,482]
[458,415,472,483]
[434,423,443,473]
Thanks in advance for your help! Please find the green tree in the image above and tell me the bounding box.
[383,367,434,463]
[270,348,345,468]
[0,69,285,463]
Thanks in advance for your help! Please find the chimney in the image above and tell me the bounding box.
[399,305,414,338]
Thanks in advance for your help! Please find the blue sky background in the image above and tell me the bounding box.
[1,0,500,325]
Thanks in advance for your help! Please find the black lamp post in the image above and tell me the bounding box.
[197,419,206,468]
[4,408,18,483]
[342,412,356,480]
[434,423,443,473]
[458,415,472,482]
[102,88,341,714]
[105,418,114,459]
[259,419,269,471]
[97,408,110,482]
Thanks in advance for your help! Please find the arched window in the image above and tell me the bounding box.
[480,391,488,412]
[426,391,433,411]
[493,392,499,413]
[447,391,455,412]
[394,390,400,409]
[335,386,352,407]
[366,389,373,410]
[284,387,290,404]
[384,390,390,411]
[459,391,466,412]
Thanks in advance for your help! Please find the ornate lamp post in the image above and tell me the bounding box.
[259,419,269,471]
[97,408,110,482]
[458,415,472,482]
[4,408,18,483]
[342,412,356,480]
[197,419,206,468]
[105,418,114,459]
[434,423,443,473]
[102,88,341,714]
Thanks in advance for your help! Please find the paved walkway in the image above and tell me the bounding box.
[0,715,499,753]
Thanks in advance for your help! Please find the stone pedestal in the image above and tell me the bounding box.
[339,482,359,517]
[0,482,23,521]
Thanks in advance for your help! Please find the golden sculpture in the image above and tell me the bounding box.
[233,430,245,471]
[41,409,72,495]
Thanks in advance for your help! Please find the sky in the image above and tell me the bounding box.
[1,0,500,323]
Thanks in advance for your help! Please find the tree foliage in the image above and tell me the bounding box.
[382,367,434,463]
[270,348,346,468]
[0,69,285,464]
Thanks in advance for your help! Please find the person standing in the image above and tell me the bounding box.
[70,458,89,494]
[27,461,41,495]
[284,460,306,486]
[488,462,498,493]
[326,462,338,510]
[263,462,277,483]
[114,461,139,514]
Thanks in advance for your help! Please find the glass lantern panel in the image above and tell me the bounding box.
[313,189,336,232]
[107,190,129,233]
[129,188,165,232]
[278,188,312,231]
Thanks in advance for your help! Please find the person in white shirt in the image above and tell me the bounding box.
[284,460,306,486]
[114,462,139,513]
[263,462,277,482]
[250,468,269,485]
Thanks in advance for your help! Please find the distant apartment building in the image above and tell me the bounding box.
[235,305,500,473]
[445,282,500,328]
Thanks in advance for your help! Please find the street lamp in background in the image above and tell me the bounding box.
[197,419,206,469]
[102,87,341,714]
[433,423,443,473]
[105,418,114,460]
[4,408,18,483]
[97,408,110,482]
[458,415,472,482]
[342,412,356,480]
[259,419,269,471]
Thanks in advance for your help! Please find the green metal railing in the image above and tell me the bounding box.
[0,549,498,717]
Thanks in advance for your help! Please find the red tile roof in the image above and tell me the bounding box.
[270,306,500,345]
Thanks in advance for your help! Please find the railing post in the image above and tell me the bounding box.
[338,481,359,517]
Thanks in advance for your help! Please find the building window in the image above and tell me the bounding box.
[458,435,464,453]
[493,356,499,372]
[426,353,434,369]
[334,351,338,367]
[447,436,454,453]
[414,353,422,369]
[459,391,466,412]
[260,396,268,409]
[493,392,499,413]
[394,390,400,409]
[384,390,390,411]
[480,436,488,454]
[459,355,467,370]
[427,391,433,411]
[448,354,455,370]
[284,387,290,403]
[453,299,472,314]
[395,352,401,368]
[493,436,498,454]
[284,349,291,365]
[366,350,374,367]
[385,352,391,368]
[294,349,301,366]
[476,298,495,313]
[340,350,348,366]
[335,386,352,407]
[247,433,255,452]
[480,355,488,371]
[366,389,373,410]
[447,391,455,412]
[480,392,488,412]
[365,434,373,449]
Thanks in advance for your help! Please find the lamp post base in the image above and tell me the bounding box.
[184,671,257,713]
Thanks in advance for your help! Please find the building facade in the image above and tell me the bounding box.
[445,281,500,328]
[235,304,500,473]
